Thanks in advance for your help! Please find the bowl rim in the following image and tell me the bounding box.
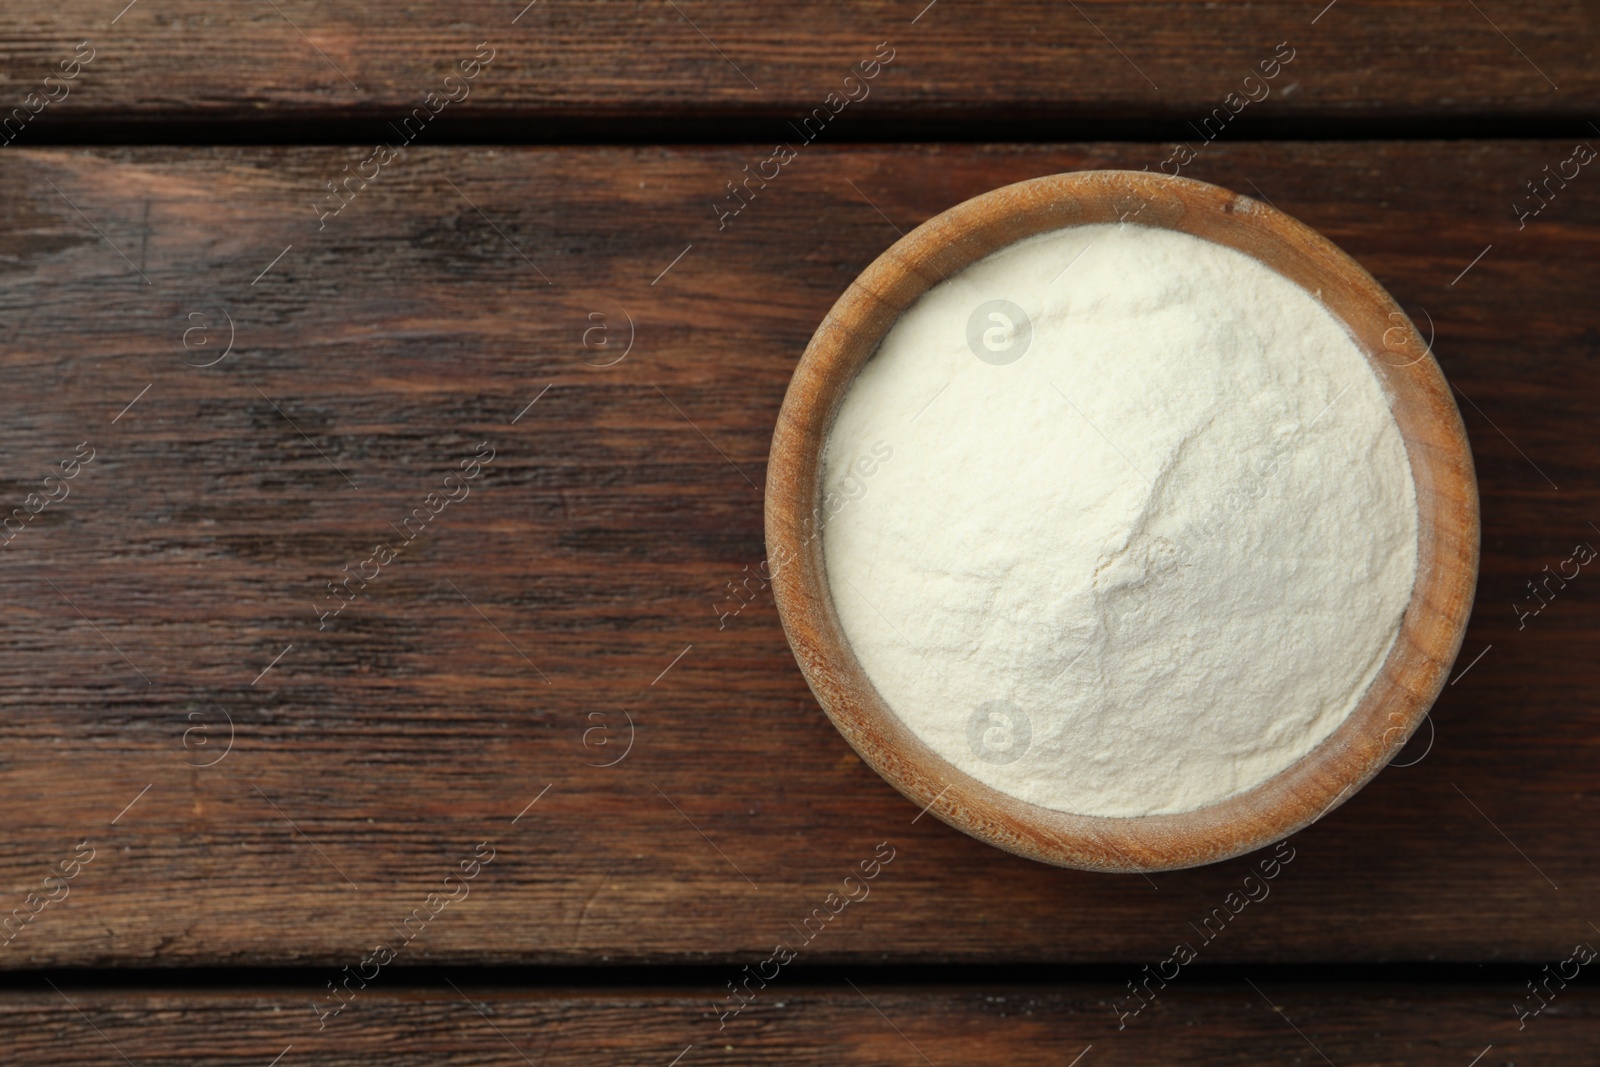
[764,169,1480,872]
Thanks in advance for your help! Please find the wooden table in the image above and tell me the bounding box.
[1,2,1597,1063]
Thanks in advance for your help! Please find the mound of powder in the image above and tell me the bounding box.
[821,222,1418,818]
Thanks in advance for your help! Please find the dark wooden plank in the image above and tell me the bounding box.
[1,980,1595,1064]
[0,140,1595,968]
[0,1,1595,128]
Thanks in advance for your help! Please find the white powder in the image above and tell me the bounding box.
[822,222,1418,818]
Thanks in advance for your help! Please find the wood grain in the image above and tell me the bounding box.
[0,1,1595,127]
[0,141,1594,967]
[1,979,1594,1064]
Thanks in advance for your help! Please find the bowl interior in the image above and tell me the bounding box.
[765,170,1479,872]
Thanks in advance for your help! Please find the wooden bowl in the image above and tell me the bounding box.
[765,170,1479,872]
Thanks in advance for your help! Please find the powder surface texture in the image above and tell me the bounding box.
[821,222,1418,818]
